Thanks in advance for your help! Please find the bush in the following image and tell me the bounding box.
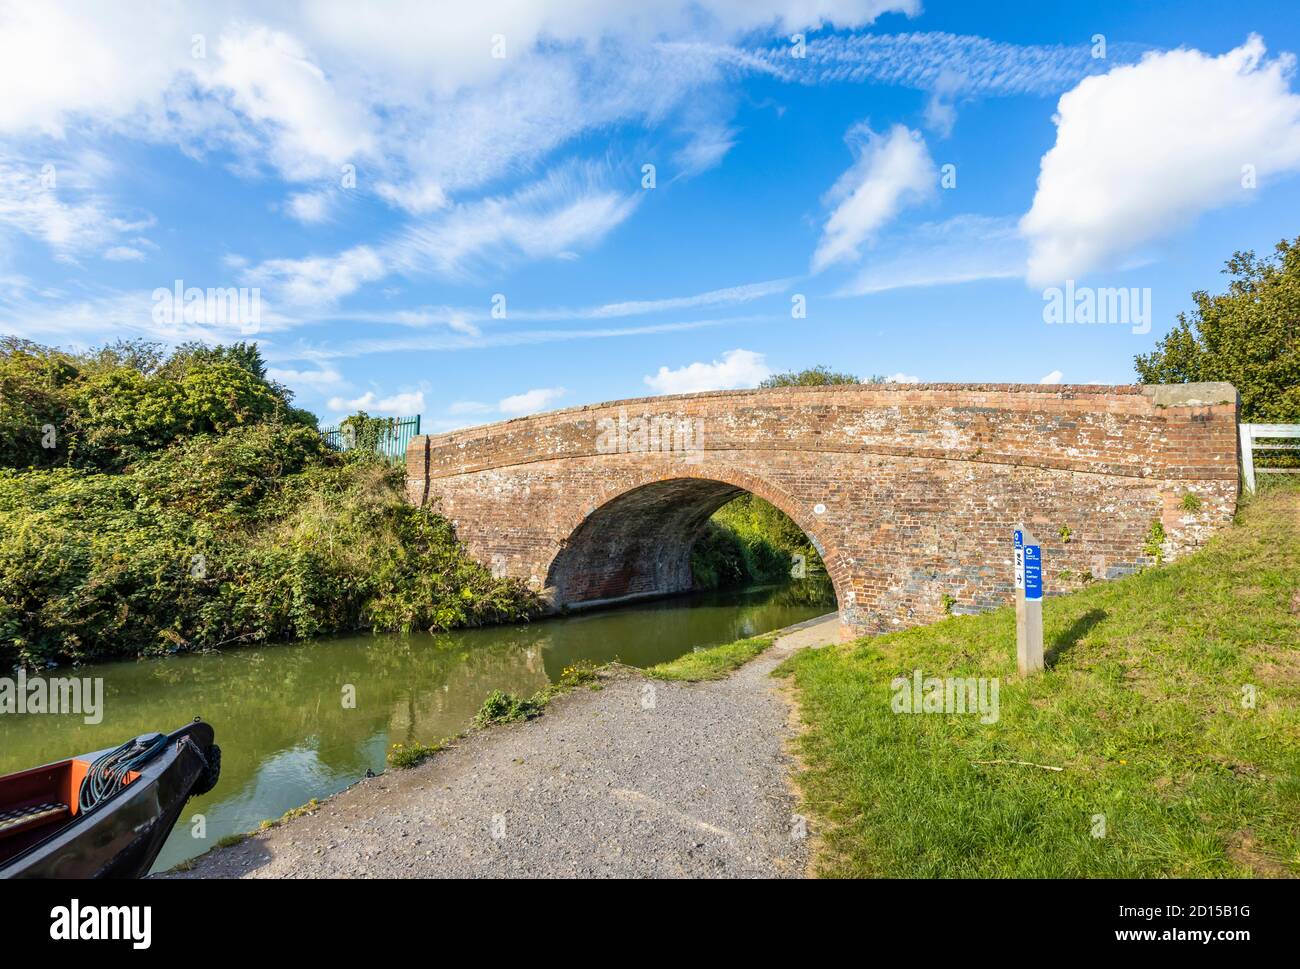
[0,338,539,669]
[473,689,544,727]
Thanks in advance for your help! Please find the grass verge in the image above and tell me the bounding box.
[775,488,1300,878]
[647,634,776,681]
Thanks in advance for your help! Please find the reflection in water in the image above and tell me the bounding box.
[0,580,834,872]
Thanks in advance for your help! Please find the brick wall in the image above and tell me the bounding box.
[406,383,1240,637]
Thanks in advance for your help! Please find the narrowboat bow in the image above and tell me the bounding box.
[0,719,220,878]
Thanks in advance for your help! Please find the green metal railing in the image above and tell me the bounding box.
[319,415,421,463]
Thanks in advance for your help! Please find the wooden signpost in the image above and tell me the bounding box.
[1015,525,1045,674]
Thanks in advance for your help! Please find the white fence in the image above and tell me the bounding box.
[1240,423,1300,493]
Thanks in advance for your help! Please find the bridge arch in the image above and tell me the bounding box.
[543,470,850,612]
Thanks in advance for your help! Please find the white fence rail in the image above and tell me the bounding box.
[1240,423,1300,493]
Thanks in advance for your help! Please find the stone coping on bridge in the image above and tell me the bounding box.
[407,382,1241,486]
[416,382,1238,445]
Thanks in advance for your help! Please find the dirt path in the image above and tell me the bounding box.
[165,614,840,879]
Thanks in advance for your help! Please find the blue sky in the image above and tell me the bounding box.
[1,0,1298,430]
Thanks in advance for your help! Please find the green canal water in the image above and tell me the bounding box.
[0,580,835,873]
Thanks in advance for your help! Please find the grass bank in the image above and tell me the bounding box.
[647,634,776,681]
[775,487,1300,878]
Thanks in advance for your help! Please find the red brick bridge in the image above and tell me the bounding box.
[405,383,1240,637]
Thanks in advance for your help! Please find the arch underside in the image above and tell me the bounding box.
[544,478,753,608]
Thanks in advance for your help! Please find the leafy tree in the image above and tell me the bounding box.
[0,338,310,470]
[0,339,80,468]
[1135,238,1300,422]
[760,365,869,387]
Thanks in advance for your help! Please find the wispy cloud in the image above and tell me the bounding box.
[290,315,763,361]
[103,245,147,262]
[0,154,152,257]
[838,214,1026,295]
[762,31,1148,96]
[243,160,640,304]
[566,278,792,320]
[385,161,640,282]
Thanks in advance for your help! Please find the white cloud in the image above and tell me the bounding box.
[885,372,920,383]
[1039,370,1064,385]
[285,190,333,224]
[267,366,344,390]
[812,123,935,273]
[327,388,425,415]
[447,400,493,416]
[644,348,770,394]
[0,3,194,136]
[498,386,567,415]
[0,2,915,207]
[244,245,385,305]
[102,245,146,262]
[374,179,448,215]
[1021,36,1300,286]
[209,26,377,181]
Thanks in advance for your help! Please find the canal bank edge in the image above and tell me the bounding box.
[161,612,841,878]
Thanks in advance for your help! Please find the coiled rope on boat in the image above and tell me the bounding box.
[78,733,169,814]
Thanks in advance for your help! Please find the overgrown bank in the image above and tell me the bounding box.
[691,493,825,589]
[776,487,1300,878]
[0,339,538,670]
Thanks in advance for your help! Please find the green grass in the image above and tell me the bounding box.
[647,635,776,681]
[775,488,1300,878]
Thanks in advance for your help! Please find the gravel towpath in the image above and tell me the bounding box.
[164,614,840,879]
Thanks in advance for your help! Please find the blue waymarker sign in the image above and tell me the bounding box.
[1023,544,1043,601]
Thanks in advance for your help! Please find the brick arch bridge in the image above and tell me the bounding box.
[406,383,1239,637]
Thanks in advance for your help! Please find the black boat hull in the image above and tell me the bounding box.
[0,721,217,879]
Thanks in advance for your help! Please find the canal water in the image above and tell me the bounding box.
[0,580,835,873]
